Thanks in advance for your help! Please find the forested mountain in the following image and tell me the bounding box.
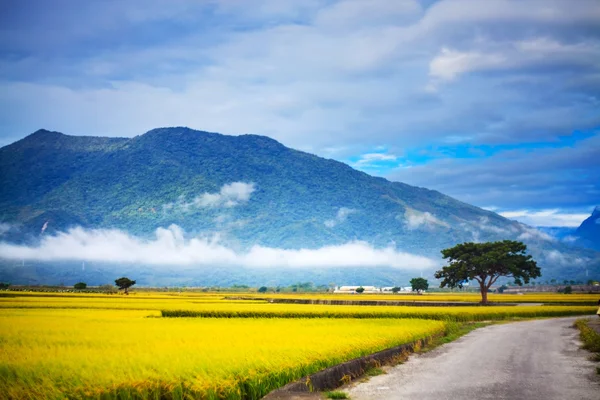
[576,207,600,251]
[0,127,598,285]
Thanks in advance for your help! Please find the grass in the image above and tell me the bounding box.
[364,367,385,377]
[325,391,349,399]
[574,318,600,353]
[0,308,445,400]
[573,318,600,375]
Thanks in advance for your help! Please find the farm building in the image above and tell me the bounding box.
[334,286,379,293]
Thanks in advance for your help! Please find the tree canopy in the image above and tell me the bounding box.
[410,278,429,294]
[435,240,540,304]
[115,277,136,294]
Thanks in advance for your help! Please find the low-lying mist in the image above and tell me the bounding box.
[0,224,437,270]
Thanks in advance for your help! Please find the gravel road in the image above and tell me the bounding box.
[346,317,599,400]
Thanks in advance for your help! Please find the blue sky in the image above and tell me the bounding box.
[0,0,598,227]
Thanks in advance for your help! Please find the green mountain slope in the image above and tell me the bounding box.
[0,127,598,285]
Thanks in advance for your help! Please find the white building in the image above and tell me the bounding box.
[334,285,415,293]
[334,285,380,293]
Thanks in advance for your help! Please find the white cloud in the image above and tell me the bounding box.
[499,209,588,227]
[429,37,600,83]
[562,235,578,243]
[404,209,448,230]
[516,225,555,242]
[0,223,11,236]
[545,249,586,267]
[324,207,356,228]
[353,152,400,167]
[478,216,512,234]
[164,182,255,211]
[0,224,437,269]
[429,48,506,81]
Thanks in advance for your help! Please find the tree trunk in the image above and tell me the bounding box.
[480,285,488,305]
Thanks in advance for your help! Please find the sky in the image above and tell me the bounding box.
[0,0,599,227]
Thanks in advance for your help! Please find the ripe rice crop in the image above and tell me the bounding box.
[237,292,600,304]
[161,302,597,322]
[0,293,266,311]
[0,308,445,399]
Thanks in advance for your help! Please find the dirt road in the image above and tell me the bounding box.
[346,317,599,400]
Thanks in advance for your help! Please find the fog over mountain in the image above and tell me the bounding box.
[0,127,598,286]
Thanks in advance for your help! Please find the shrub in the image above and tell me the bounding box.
[258,286,268,293]
[355,287,365,294]
[74,282,87,290]
[564,285,573,294]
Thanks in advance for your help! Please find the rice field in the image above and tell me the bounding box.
[0,308,444,400]
[0,291,597,399]
[233,292,600,304]
[160,302,596,321]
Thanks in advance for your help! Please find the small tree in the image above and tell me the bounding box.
[563,285,573,294]
[355,286,365,293]
[391,286,401,294]
[435,240,540,305]
[410,278,429,294]
[0,282,10,290]
[115,277,136,295]
[258,286,268,293]
[74,282,87,290]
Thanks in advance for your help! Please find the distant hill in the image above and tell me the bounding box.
[0,127,598,285]
[575,207,600,251]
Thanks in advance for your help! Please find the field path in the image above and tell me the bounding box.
[346,317,599,400]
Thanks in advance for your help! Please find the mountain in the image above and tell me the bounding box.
[575,207,600,251]
[0,127,599,286]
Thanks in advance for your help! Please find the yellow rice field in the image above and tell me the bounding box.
[234,292,600,304]
[161,302,596,321]
[0,292,595,321]
[0,291,597,399]
[0,308,445,400]
[4,290,599,304]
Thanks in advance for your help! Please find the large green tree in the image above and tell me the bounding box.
[435,240,540,304]
[410,277,429,294]
[115,277,136,295]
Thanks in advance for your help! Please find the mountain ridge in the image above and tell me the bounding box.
[0,127,598,285]
[575,207,600,251]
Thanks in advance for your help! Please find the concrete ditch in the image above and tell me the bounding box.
[262,333,441,399]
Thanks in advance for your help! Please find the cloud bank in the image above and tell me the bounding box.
[499,209,590,227]
[0,224,436,269]
[163,182,255,211]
